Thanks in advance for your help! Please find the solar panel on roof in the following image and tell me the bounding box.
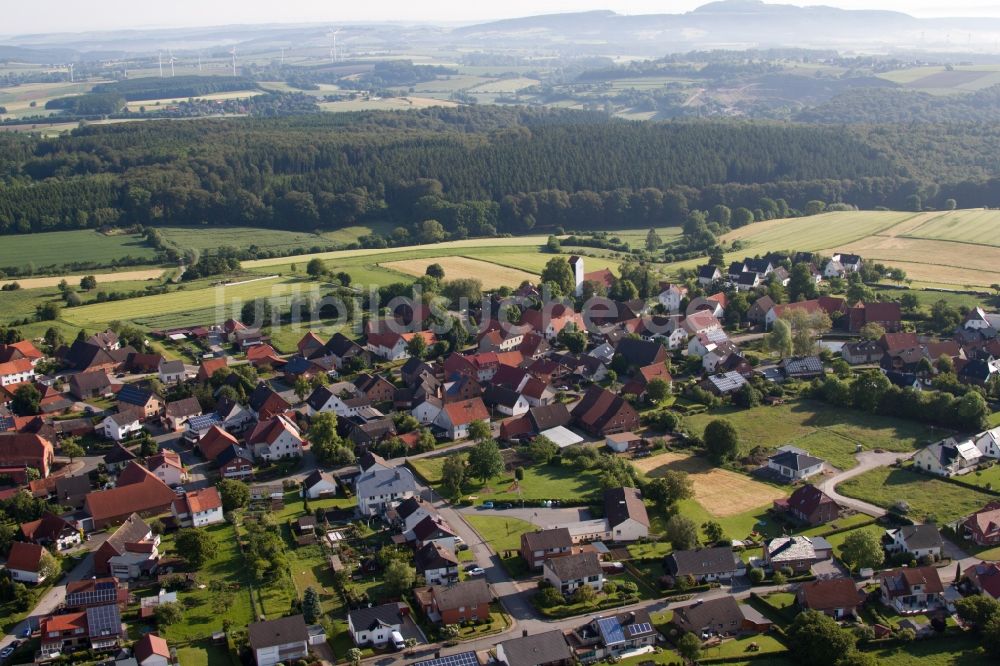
[627,622,652,636]
[85,604,121,637]
[67,583,118,607]
[597,616,626,645]
[413,651,479,666]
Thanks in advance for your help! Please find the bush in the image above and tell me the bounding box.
[748,567,765,584]
[536,587,563,608]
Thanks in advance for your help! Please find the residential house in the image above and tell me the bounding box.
[69,371,113,400]
[885,524,944,560]
[195,426,240,461]
[354,373,396,403]
[305,382,370,418]
[20,511,81,550]
[878,566,945,614]
[248,384,291,421]
[779,356,825,380]
[824,253,863,278]
[248,614,309,666]
[434,397,490,440]
[302,470,338,499]
[974,427,1000,459]
[847,301,902,334]
[39,604,124,658]
[657,283,688,312]
[571,386,639,437]
[102,408,144,442]
[415,542,459,585]
[93,513,160,579]
[686,328,729,359]
[569,610,657,661]
[415,579,491,625]
[171,487,224,527]
[696,265,723,287]
[196,357,229,382]
[395,497,438,535]
[664,547,745,583]
[83,464,177,530]
[965,562,1000,600]
[520,303,586,341]
[912,438,982,476]
[412,515,459,551]
[163,397,202,431]
[0,432,55,478]
[64,577,128,610]
[117,385,163,421]
[764,536,830,573]
[157,359,186,384]
[53,474,92,509]
[520,528,573,570]
[543,552,604,595]
[620,363,672,398]
[145,450,186,487]
[765,296,846,329]
[963,501,1000,546]
[324,332,371,370]
[604,432,644,453]
[366,323,437,361]
[246,415,303,461]
[217,445,254,480]
[497,630,573,666]
[773,484,839,526]
[701,371,749,396]
[0,340,42,366]
[797,578,864,619]
[134,634,171,666]
[604,487,649,542]
[767,447,825,481]
[0,357,35,386]
[356,465,418,516]
[5,541,48,584]
[748,296,776,327]
[347,603,406,647]
[842,340,884,365]
[672,595,772,637]
[483,385,530,417]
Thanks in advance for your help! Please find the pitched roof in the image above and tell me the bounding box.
[785,484,837,517]
[165,397,201,419]
[20,511,76,542]
[528,403,571,431]
[348,603,405,632]
[665,546,740,577]
[892,524,943,551]
[102,513,152,556]
[198,357,228,379]
[179,487,222,514]
[798,578,862,611]
[70,370,112,392]
[134,634,170,662]
[84,470,176,523]
[614,338,665,368]
[499,630,572,666]
[766,536,817,562]
[415,541,458,571]
[0,432,54,465]
[673,595,744,632]
[879,566,944,597]
[441,397,489,427]
[117,384,157,407]
[6,541,45,572]
[216,444,253,467]
[522,527,572,552]
[769,449,824,471]
[197,426,239,460]
[543,551,601,580]
[247,415,301,447]
[571,386,637,432]
[431,579,491,610]
[248,614,308,651]
[604,487,649,529]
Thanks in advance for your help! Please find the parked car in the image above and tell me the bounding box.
[0,646,14,661]
[468,567,485,577]
[481,501,494,509]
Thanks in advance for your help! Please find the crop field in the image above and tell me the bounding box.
[156,222,395,254]
[0,80,100,118]
[410,75,488,92]
[380,256,537,288]
[466,77,540,93]
[318,96,459,112]
[123,89,264,110]
[720,210,918,253]
[879,64,1000,92]
[0,229,157,272]
[0,268,168,290]
[900,209,1000,246]
[838,466,995,523]
[634,452,786,517]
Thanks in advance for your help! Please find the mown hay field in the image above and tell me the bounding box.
[379,256,537,288]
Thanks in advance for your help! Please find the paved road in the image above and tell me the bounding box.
[818,450,914,517]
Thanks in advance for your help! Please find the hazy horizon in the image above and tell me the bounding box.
[6,0,1000,37]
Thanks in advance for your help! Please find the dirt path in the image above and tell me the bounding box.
[0,268,169,290]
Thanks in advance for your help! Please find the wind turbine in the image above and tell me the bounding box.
[67,63,74,82]
[168,50,177,77]
[197,52,202,71]
[280,47,285,65]
[229,47,237,77]
[158,52,163,77]
[327,28,341,63]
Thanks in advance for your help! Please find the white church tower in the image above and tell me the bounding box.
[569,255,585,296]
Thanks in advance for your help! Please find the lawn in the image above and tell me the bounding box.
[957,462,1000,491]
[651,496,783,544]
[823,524,885,562]
[797,513,874,537]
[464,514,536,552]
[409,458,604,502]
[174,639,234,666]
[684,400,938,461]
[869,634,994,665]
[0,228,157,273]
[702,633,787,660]
[838,466,997,523]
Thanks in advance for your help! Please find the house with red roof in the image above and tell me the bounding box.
[433,397,490,440]
[135,633,171,666]
[172,487,224,527]
[847,301,902,334]
[246,415,303,461]
[963,501,1000,546]
[797,578,864,619]
[365,319,437,361]
[93,513,160,578]
[878,566,944,614]
[0,357,35,386]
[571,386,639,437]
[621,363,673,398]
[765,296,846,329]
[20,511,81,551]
[247,343,283,369]
[520,303,586,340]
[0,432,55,478]
[83,463,177,530]
[196,426,240,461]
[0,340,43,366]
[145,449,186,487]
[966,562,1000,600]
[196,356,228,382]
[5,541,49,584]
[773,484,840,526]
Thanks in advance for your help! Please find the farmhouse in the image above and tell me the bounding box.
[0,432,55,478]
[83,464,177,530]
[93,513,160,579]
[69,370,114,400]
[20,511,81,550]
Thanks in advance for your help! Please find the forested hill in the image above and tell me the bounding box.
[1,106,999,237]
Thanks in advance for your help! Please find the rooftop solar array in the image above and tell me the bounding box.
[86,604,121,637]
[187,413,223,430]
[597,616,626,645]
[627,622,652,636]
[413,651,479,666]
[67,581,118,607]
[709,371,746,393]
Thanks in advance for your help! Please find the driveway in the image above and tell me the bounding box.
[818,450,914,517]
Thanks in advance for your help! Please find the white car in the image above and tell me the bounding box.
[467,567,485,577]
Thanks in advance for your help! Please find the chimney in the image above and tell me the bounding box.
[523,629,529,637]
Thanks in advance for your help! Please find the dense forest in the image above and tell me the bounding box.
[796,85,1000,123]
[0,106,999,238]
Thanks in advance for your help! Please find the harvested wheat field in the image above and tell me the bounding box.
[380,256,537,289]
[0,268,169,290]
[633,452,785,517]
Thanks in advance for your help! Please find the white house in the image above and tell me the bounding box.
[484,385,530,417]
[171,487,224,527]
[657,283,688,312]
[305,382,369,418]
[411,395,444,425]
[702,340,739,373]
[146,450,186,487]
[696,265,723,287]
[912,438,982,477]
[433,397,490,441]
[302,470,338,499]
[157,359,186,384]
[885,524,944,560]
[246,416,303,462]
[767,447,824,481]
[975,427,1000,459]
[367,329,436,362]
[687,329,729,359]
[356,466,418,516]
[5,542,47,584]
[101,410,143,442]
[415,541,459,585]
[396,497,439,536]
[604,487,650,542]
[347,603,404,647]
[543,552,604,595]
[0,358,35,386]
[249,615,309,666]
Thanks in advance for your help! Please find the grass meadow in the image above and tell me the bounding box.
[837,466,996,523]
[0,229,157,272]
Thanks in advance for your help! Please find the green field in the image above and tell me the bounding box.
[157,222,396,254]
[721,210,919,254]
[684,400,938,464]
[464,515,537,552]
[409,457,604,502]
[838,466,996,523]
[902,209,1000,247]
[0,229,157,272]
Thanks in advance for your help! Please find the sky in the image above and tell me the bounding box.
[6,1,1000,35]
